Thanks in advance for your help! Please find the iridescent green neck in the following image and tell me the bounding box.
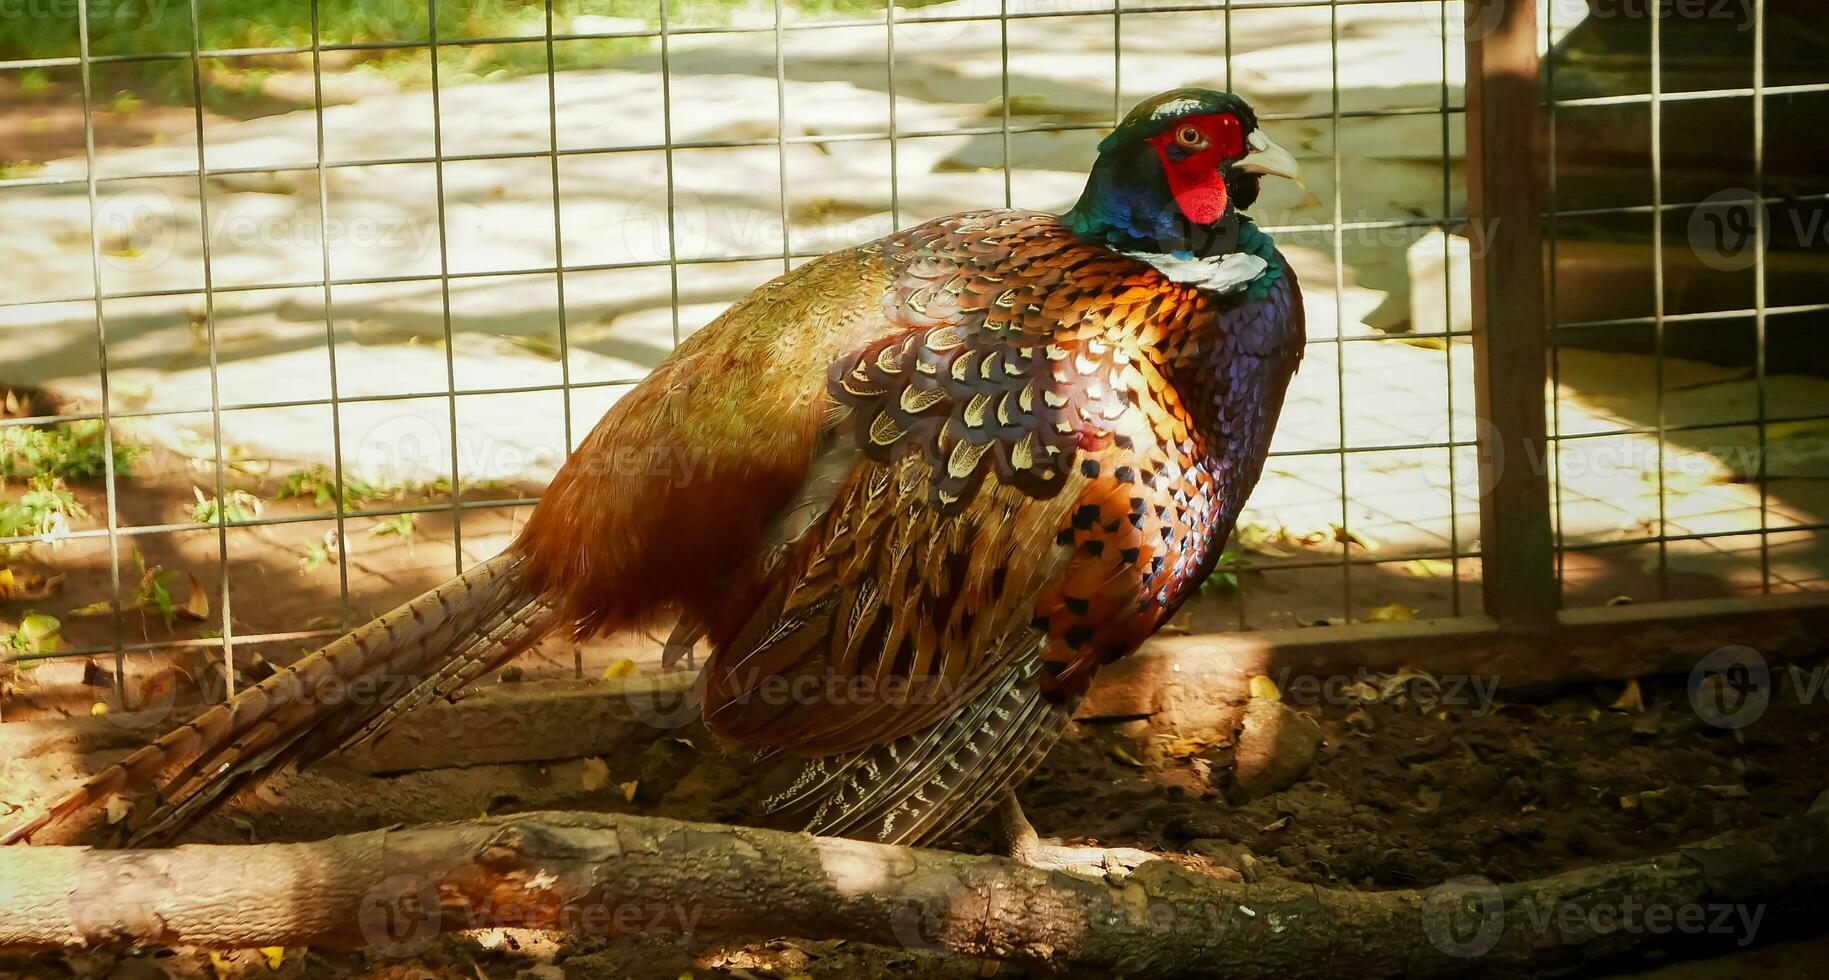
[1064,205,1285,300]
[1233,219,1285,301]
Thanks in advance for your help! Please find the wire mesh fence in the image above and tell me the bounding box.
[1543,0,1829,605]
[0,0,1821,713]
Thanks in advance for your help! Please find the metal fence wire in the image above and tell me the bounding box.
[0,0,1823,708]
[1544,0,1829,605]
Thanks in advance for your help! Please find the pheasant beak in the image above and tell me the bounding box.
[1237,130,1305,189]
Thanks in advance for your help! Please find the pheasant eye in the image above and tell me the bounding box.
[1174,125,1206,148]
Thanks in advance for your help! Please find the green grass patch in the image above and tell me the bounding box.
[16,68,51,96]
[0,476,86,544]
[273,464,500,509]
[2,612,62,658]
[0,161,45,181]
[189,487,263,525]
[0,420,140,482]
[275,464,426,508]
[369,511,418,539]
[131,549,184,630]
[0,0,950,109]
[0,422,137,556]
[1198,543,1244,596]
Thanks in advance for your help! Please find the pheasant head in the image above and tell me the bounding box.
[1064,88,1303,267]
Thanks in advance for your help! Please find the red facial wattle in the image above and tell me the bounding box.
[1148,113,1245,226]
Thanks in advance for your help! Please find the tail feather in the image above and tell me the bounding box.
[319,592,558,762]
[915,690,1071,844]
[766,653,1075,848]
[130,556,534,825]
[2,550,553,847]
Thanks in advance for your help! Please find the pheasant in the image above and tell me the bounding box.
[4,88,1306,871]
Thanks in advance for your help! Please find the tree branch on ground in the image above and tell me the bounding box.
[2,800,1825,977]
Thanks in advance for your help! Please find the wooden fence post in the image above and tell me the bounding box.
[1465,0,1558,627]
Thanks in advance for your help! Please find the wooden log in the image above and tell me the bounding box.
[0,674,705,847]
[1078,593,1829,722]
[0,673,698,777]
[2,803,1825,976]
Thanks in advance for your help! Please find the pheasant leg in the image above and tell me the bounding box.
[995,792,1158,879]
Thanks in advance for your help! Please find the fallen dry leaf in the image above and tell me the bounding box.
[1609,678,1646,713]
[1235,522,1292,558]
[0,568,65,601]
[1376,667,1441,706]
[80,659,112,689]
[1333,523,1379,552]
[1366,603,1416,622]
[181,572,210,621]
[602,658,637,680]
[1156,610,1195,636]
[1343,679,1382,702]
[1403,559,1454,578]
[579,757,610,792]
[1162,735,1214,760]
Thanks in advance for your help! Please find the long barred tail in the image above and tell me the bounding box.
[1,550,558,847]
[761,657,1076,847]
